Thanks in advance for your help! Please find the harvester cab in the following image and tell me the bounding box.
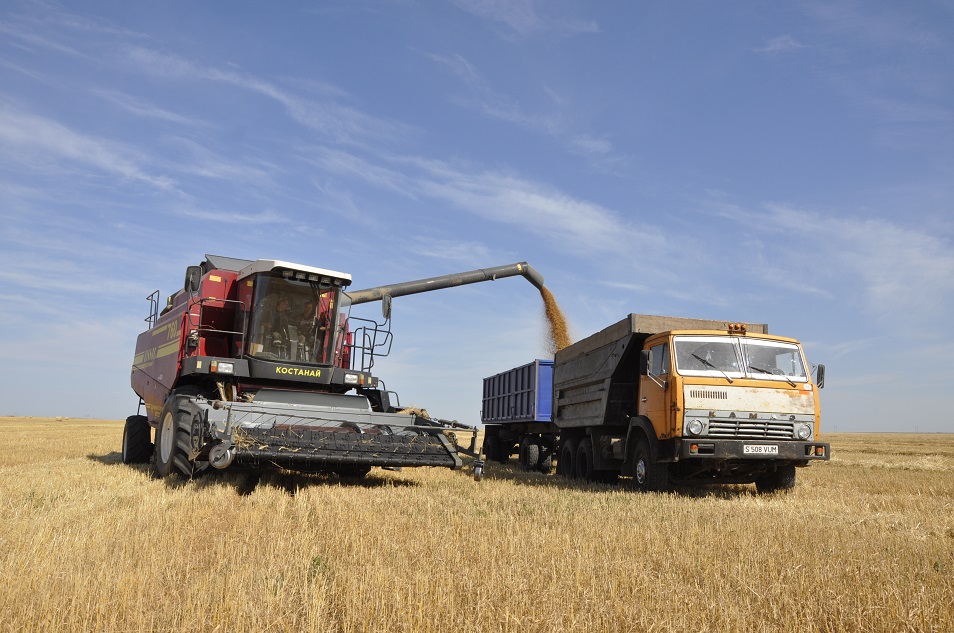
[124,254,544,481]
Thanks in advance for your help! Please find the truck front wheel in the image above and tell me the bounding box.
[755,464,796,493]
[633,438,668,492]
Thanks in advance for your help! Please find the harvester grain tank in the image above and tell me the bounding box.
[124,255,544,479]
[481,314,830,492]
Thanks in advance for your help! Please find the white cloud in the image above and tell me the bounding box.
[0,106,176,190]
[122,46,411,146]
[448,0,598,38]
[754,35,806,54]
[762,203,954,324]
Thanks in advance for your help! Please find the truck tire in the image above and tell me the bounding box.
[632,438,668,492]
[559,438,579,479]
[755,464,796,493]
[121,415,152,464]
[155,396,201,479]
[575,438,595,481]
[520,437,540,471]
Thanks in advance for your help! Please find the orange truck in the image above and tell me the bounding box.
[482,314,830,492]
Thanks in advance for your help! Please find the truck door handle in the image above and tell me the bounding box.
[640,397,648,402]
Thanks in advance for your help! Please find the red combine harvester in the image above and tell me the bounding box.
[124,254,544,479]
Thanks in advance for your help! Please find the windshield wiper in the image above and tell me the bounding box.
[748,364,797,387]
[692,353,734,383]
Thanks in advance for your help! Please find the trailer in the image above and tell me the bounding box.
[481,314,830,492]
[124,255,544,479]
[481,359,558,471]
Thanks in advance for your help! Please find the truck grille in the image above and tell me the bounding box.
[708,419,794,440]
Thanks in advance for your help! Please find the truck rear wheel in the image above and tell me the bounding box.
[122,415,152,464]
[576,438,594,481]
[155,397,201,479]
[755,464,796,493]
[633,438,668,492]
[558,438,579,479]
[519,437,540,471]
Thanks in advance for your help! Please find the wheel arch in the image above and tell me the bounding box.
[621,416,659,477]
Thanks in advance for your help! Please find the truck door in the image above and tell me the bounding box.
[638,340,672,439]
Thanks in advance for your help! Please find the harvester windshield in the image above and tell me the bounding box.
[246,274,345,365]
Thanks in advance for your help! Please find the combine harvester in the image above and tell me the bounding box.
[124,255,544,479]
[482,314,830,492]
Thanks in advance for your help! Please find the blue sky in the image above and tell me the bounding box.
[1,1,952,432]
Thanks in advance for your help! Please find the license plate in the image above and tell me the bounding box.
[744,444,779,455]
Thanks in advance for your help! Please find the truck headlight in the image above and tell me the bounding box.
[795,423,812,440]
[686,418,704,436]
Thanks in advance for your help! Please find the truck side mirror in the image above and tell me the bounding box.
[382,293,392,320]
[184,266,202,294]
[816,364,825,389]
[639,350,650,376]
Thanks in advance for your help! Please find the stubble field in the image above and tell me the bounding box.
[0,417,952,632]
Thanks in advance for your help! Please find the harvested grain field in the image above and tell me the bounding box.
[1,417,952,632]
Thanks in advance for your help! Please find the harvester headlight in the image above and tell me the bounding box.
[795,423,812,440]
[211,361,234,375]
[687,418,704,436]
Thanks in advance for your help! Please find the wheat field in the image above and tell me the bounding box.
[1,417,952,632]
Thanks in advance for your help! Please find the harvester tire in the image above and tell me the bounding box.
[755,464,796,493]
[155,396,201,479]
[632,438,668,492]
[576,438,595,481]
[122,415,152,464]
[519,437,540,471]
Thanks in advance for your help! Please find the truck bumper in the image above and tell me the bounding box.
[677,439,830,461]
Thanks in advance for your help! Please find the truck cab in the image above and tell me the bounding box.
[634,327,827,490]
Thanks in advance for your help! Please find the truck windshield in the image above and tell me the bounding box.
[673,336,744,379]
[740,338,807,382]
[673,336,808,383]
[247,274,342,365]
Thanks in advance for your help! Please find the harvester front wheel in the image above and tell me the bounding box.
[155,397,200,479]
[122,415,152,464]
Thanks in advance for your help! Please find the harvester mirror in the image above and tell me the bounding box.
[816,364,826,389]
[382,293,392,320]
[183,266,202,294]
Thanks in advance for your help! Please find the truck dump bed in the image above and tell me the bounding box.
[552,314,768,429]
[481,359,554,424]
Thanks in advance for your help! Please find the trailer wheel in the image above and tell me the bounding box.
[558,438,579,479]
[575,438,595,481]
[633,438,668,492]
[483,436,500,463]
[519,437,540,471]
[155,397,200,479]
[755,464,796,493]
[122,415,152,464]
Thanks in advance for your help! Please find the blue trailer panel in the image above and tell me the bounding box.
[481,359,553,424]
